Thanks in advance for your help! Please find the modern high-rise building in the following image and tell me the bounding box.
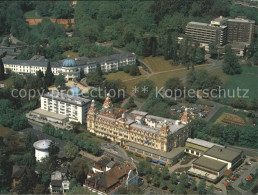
[185,21,227,46]
[227,17,255,44]
[26,90,91,129]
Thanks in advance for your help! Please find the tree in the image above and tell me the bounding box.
[223,52,242,75]
[161,166,169,180]
[165,77,183,97]
[197,179,206,195]
[209,42,217,59]
[207,184,214,194]
[86,64,104,87]
[52,1,74,19]
[148,102,171,118]
[170,172,178,184]
[179,172,188,187]
[54,74,66,91]
[137,161,152,176]
[153,175,160,187]
[135,79,155,98]
[124,97,137,109]
[194,48,205,64]
[36,70,44,79]
[191,178,197,190]
[168,184,176,192]
[0,52,7,81]
[44,62,55,87]
[70,158,88,184]
[160,180,168,190]
[175,182,186,194]
[64,141,79,159]
[26,132,38,154]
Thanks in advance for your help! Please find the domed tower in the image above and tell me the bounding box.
[87,100,97,132]
[33,139,52,162]
[102,93,113,109]
[181,108,190,124]
[61,56,80,81]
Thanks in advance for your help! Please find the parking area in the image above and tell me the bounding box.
[171,102,216,120]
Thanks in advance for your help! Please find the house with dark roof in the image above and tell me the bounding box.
[49,166,70,194]
[91,156,119,175]
[85,163,138,195]
[11,165,30,191]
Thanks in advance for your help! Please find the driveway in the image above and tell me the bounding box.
[20,127,66,158]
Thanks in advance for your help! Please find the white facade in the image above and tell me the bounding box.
[41,91,91,124]
[33,140,51,162]
[3,52,136,81]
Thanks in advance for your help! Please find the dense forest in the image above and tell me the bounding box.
[0,1,257,61]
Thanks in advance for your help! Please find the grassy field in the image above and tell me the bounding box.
[148,64,210,88]
[0,125,26,150]
[210,67,231,84]
[209,107,252,125]
[143,56,184,72]
[105,68,147,81]
[222,66,258,101]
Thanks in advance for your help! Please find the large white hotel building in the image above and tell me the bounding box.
[26,90,91,129]
[3,52,136,81]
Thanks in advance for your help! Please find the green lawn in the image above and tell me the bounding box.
[221,66,258,102]
[209,107,252,125]
[0,125,26,151]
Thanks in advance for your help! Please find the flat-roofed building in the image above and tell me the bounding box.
[188,145,243,182]
[27,91,91,129]
[203,146,244,170]
[185,21,227,46]
[185,138,224,156]
[188,156,228,182]
[227,17,255,44]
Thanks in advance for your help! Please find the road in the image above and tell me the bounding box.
[232,162,258,194]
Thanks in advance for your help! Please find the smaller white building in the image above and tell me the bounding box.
[33,139,52,162]
[50,170,70,194]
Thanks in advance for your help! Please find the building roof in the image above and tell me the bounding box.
[232,42,248,50]
[33,139,52,150]
[2,58,60,67]
[204,146,242,162]
[95,157,112,168]
[11,165,27,178]
[187,21,227,30]
[228,17,255,24]
[126,142,185,160]
[193,156,227,172]
[86,163,136,190]
[186,138,224,149]
[32,108,68,120]
[42,91,91,106]
[2,52,135,69]
[62,57,76,67]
